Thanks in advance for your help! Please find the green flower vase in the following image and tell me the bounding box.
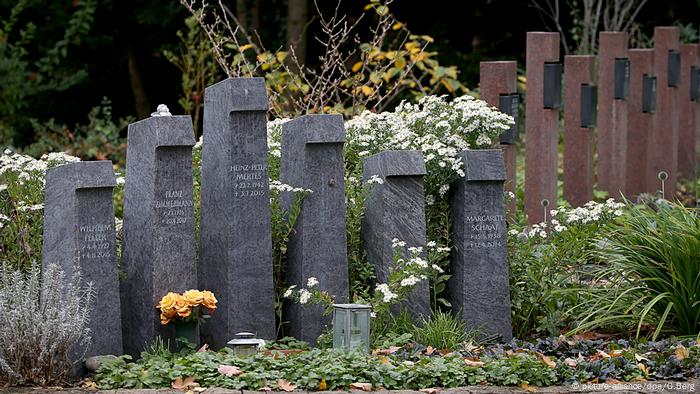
[174,321,198,349]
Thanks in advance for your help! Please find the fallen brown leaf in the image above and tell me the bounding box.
[172,376,198,391]
[259,386,273,392]
[218,364,244,377]
[606,379,623,385]
[463,358,485,367]
[419,388,439,394]
[563,357,577,367]
[425,345,435,355]
[634,353,650,362]
[610,349,625,357]
[536,352,556,369]
[319,378,327,390]
[589,349,611,362]
[197,344,210,352]
[638,363,649,376]
[349,382,372,391]
[675,346,689,361]
[462,342,479,353]
[277,379,297,392]
[81,380,98,389]
[519,382,536,392]
[378,355,390,365]
[374,346,401,355]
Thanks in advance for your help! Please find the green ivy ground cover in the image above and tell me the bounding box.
[94,338,700,390]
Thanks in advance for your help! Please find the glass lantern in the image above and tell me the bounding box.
[332,304,371,352]
[227,332,265,357]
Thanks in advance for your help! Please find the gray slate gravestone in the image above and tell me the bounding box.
[448,149,513,341]
[361,150,430,317]
[280,114,349,344]
[41,161,123,357]
[200,77,276,348]
[121,115,197,356]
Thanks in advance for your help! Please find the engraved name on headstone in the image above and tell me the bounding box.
[200,78,276,348]
[121,115,197,355]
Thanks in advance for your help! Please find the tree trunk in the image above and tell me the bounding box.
[127,44,150,119]
[287,0,308,65]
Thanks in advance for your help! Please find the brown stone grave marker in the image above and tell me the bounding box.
[479,61,518,218]
[626,49,656,198]
[678,44,700,181]
[525,32,560,224]
[651,27,681,198]
[597,32,629,198]
[563,55,596,207]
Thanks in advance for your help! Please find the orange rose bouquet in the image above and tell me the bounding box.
[157,289,218,326]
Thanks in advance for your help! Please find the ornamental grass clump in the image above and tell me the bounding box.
[572,201,700,339]
[0,263,94,386]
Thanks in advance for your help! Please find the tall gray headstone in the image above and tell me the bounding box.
[42,161,123,357]
[200,77,276,348]
[280,114,349,344]
[448,149,512,341]
[121,115,197,355]
[361,150,430,317]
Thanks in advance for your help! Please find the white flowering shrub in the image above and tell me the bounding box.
[0,150,81,271]
[265,95,513,309]
[284,239,446,343]
[342,95,513,305]
[0,263,94,385]
[507,199,627,338]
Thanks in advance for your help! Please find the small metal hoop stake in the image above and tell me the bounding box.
[541,199,550,223]
[658,171,668,200]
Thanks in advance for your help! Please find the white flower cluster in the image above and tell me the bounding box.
[283,285,297,298]
[306,277,318,288]
[511,199,627,241]
[0,150,80,185]
[391,238,406,248]
[555,199,625,225]
[342,95,513,204]
[366,175,384,185]
[268,180,312,193]
[16,203,44,212]
[267,118,290,158]
[400,275,420,287]
[298,289,312,304]
[375,283,397,303]
[40,152,81,165]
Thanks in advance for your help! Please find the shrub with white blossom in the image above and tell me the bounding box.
[284,239,446,335]
[265,95,513,309]
[507,199,628,338]
[0,150,82,271]
[342,95,513,306]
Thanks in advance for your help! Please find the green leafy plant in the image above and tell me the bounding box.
[508,198,626,337]
[571,201,700,339]
[94,336,700,390]
[22,98,132,167]
[0,0,97,145]
[0,150,83,271]
[163,15,222,135]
